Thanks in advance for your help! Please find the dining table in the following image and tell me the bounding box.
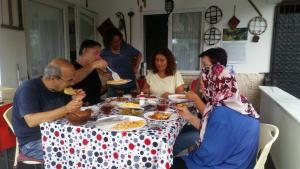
[40,97,193,169]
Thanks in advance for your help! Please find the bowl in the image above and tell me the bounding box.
[66,109,92,125]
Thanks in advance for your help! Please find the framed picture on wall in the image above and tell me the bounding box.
[1,0,23,30]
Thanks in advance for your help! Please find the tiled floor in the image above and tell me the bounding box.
[1,147,276,169]
[0,148,43,169]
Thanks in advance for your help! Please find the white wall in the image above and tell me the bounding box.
[96,0,277,73]
[260,86,300,169]
[0,0,100,88]
[0,7,27,88]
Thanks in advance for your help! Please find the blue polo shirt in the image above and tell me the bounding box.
[12,78,70,146]
[181,106,259,169]
[101,43,140,88]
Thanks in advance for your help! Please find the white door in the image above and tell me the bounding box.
[25,0,67,78]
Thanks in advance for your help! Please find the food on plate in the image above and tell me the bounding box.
[107,79,129,85]
[111,120,145,130]
[172,102,188,107]
[101,104,114,115]
[119,108,143,116]
[66,109,92,125]
[109,97,129,102]
[176,95,186,99]
[119,102,141,108]
[149,112,171,120]
[64,87,77,95]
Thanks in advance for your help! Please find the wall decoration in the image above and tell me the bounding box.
[1,0,23,30]
[248,16,267,42]
[128,11,134,44]
[204,6,223,45]
[228,5,240,29]
[223,28,248,41]
[247,0,268,42]
[165,0,174,15]
[204,27,222,45]
[205,5,223,24]
[116,12,127,42]
[137,0,146,12]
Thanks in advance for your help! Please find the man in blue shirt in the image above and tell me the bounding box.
[13,58,85,160]
[101,28,142,96]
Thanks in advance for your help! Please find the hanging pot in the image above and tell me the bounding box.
[228,5,240,29]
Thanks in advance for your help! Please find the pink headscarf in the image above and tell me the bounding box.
[199,64,260,141]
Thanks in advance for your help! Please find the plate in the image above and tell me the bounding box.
[107,79,132,85]
[144,111,179,122]
[106,97,130,105]
[94,115,146,131]
[116,108,144,116]
[117,102,144,109]
[168,94,189,103]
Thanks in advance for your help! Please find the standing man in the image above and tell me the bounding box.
[101,28,142,96]
[13,58,85,160]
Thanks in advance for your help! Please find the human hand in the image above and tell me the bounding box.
[161,92,171,98]
[185,91,199,102]
[65,99,83,113]
[92,59,108,71]
[176,105,193,121]
[71,89,86,101]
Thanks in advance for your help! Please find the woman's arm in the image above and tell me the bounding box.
[175,84,185,94]
[176,106,201,129]
[186,91,206,113]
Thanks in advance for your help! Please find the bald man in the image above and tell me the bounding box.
[12,58,85,160]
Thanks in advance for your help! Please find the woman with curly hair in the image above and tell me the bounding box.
[142,48,184,98]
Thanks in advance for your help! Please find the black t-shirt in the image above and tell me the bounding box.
[72,62,102,105]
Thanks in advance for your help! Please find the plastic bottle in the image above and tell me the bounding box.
[139,92,146,106]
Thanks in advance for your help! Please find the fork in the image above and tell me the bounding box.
[107,66,121,80]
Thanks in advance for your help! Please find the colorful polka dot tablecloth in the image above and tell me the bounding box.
[40,105,186,169]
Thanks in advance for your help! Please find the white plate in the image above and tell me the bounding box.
[143,111,179,122]
[107,79,132,85]
[94,115,146,131]
[168,94,189,103]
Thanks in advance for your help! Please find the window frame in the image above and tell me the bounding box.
[142,8,205,76]
[168,8,205,75]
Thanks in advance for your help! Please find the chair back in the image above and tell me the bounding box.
[254,123,279,169]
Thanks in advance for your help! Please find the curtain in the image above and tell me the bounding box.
[172,12,202,71]
[28,0,65,78]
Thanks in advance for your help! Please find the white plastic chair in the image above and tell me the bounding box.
[254,123,279,169]
[3,106,43,169]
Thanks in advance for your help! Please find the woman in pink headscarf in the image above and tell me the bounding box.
[171,48,260,169]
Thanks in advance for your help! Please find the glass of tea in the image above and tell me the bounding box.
[156,99,168,111]
[130,89,138,98]
[115,89,124,97]
[101,104,113,115]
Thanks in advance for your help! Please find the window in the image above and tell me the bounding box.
[25,0,66,78]
[170,12,202,72]
[144,11,203,74]
[1,0,23,30]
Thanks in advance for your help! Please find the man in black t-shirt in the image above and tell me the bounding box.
[72,40,108,105]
